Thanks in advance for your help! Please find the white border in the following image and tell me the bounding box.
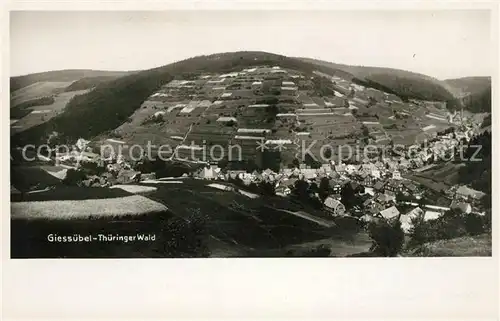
[2,1,499,320]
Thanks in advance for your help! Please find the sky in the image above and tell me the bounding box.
[10,10,493,79]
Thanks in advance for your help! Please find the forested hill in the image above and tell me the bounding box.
[12,51,347,145]
[298,57,456,102]
[444,77,491,113]
[11,51,491,146]
[10,69,136,93]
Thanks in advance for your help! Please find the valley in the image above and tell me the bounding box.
[9,51,492,258]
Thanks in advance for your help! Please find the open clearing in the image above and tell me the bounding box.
[143,179,366,254]
[10,89,91,134]
[110,184,157,194]
[11,81,75,106]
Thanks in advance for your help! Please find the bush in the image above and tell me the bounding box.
[80,161,106,176]
[408,209,488,248]
[368,219,405,257]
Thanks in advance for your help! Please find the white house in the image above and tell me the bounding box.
[424,210,442,221]
[199,167,216,180]
[275,185,291,197]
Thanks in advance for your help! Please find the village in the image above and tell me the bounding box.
[14,63,489,240]
[35,117,487,238]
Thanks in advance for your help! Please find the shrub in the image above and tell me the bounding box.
[368,219,405,257]
[408,209,488,248]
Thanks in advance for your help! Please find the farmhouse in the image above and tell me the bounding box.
[198,166,217,180]
[379,206,400,220]
[323,197,346,216]
[392,170,402,180]
[373,180,385,192]
[384,179,403,196]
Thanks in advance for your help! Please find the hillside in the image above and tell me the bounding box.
[10,69,135,93]
[11,51,347,145]
[405,234,491,257]
[445,76,491,96]
[63,75,126,92]
[299,57,455,102]
[12,51,487,149]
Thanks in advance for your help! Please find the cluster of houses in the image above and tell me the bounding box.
[194,154,487,234]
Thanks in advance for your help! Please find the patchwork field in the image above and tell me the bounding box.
[11,81,76,106]
[410,162,464,187]
[10,89,91,134]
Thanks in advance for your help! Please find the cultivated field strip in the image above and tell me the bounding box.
[11,195,168,220]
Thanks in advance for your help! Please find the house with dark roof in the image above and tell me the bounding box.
[358,171,374,187]
[401,180,418,194]
[384,179,403,196]
[373,180,386,192]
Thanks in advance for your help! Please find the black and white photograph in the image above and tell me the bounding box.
[9,9,493,259]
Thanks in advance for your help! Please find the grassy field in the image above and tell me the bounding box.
[10,185,180,258]
[11,165,63,193]
[11,178,370,258]
[11,81,75,106]
[414,162,464,186]
[10,209,178,258]
[11,194,168,220]
[142,179,367,255]
[407,162,464,191]
[11,186,130,202]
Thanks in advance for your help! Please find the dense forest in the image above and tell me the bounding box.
[299,57,455,102]
[458,131,491,195]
